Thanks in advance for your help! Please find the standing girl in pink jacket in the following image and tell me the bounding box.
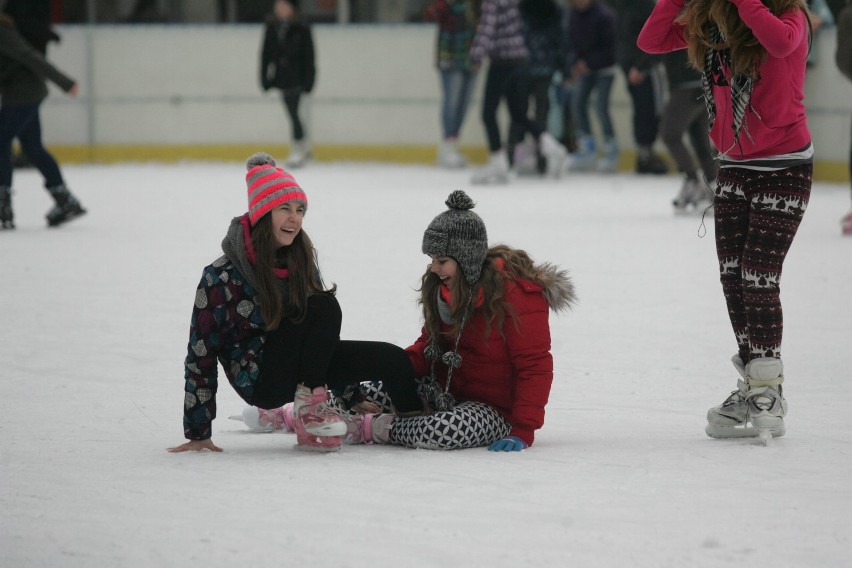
[638,0,813,443]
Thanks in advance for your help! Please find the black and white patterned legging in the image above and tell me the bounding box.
[335,379,511,451]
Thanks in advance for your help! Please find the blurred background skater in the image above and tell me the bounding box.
[836,0,852,235]
[660,49,718,214]
[3,0,59,171]
[507,0,565,177]
[608,0,668,175]
[260,0,315,169]
[0,11,84,230]
[469,0,568,184]
[565,0,619,173]
[423,0,480,169]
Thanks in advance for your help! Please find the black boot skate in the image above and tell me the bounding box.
[0,186,13,230]
[46,185,86,227]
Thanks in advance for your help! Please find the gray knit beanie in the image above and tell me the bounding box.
[422,190,488,286]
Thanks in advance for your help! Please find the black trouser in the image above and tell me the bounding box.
[624,67,661,147]
[0,103,65,188]
[251,294,421,413]
[508,76,552,164]
[282,89,305,141]
[481,61,543,152]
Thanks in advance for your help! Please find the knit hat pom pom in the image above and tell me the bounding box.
[246,152,277,171]
[445,190,475,211]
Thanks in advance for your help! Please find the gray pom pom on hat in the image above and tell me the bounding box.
[246,151,276,170]
[422,190,488,286]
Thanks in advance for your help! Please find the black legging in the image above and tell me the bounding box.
[282,89,305,142]
[481,60,544,152]
[251,293,421,413]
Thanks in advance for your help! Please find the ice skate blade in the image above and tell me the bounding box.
[302,421,348,437]
[294,443,341,453]
[706,423,785,441]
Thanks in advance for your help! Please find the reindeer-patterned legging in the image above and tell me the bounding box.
[713,163,812,363]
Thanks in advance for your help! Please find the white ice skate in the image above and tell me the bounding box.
[437,139,468,169]
[706,356,787,445]
[539,132,568,178]
[596,138,619,174]
[471,150,509,185]
[568,134,597,173]
[673,178,713,215]
[285,141,311,169]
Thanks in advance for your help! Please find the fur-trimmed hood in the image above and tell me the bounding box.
[529,261,576,314]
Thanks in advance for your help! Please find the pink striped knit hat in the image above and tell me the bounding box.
[245,152,307,225]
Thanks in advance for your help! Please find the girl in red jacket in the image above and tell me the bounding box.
[638,0,812,442]
[341,190,575,451]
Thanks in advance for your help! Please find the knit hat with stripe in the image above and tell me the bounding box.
[245,152,307,225]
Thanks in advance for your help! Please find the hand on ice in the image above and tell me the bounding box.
[488,436,527,452]
[168,439,222,453]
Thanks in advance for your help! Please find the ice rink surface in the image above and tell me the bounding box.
[1,161,850,567]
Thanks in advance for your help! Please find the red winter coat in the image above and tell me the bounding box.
[406,277,553,447]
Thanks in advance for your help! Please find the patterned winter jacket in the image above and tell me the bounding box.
[183,215,271,440]
[638,0,811,160]
[469,0,529,66]
[423,0,478,72]
[405,260,575,447]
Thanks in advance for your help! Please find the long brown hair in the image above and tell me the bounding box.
[251,215,336,330]
[678,0,811,79]
[418,244,540,342]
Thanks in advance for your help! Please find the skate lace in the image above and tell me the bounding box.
[722,387,747,407]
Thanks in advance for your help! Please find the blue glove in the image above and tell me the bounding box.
[488,436,527,452]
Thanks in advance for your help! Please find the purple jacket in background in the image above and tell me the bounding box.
[469,0,529,65]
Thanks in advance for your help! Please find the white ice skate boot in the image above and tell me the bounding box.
[437,139,468,169]
[513,138,540,176]
[706,356,786,444]
[292,384,347,452]
[229,404,295,433]
[285,141,310,169]
[539,132,568,178]
[673,178,713,215]
[471,150,509,184]
[596,137,619,173]
[568,134,597,172]
[341,413,395,445]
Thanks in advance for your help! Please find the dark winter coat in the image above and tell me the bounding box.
[606,0,659,72]
[0,17,74,105]
[260,17,316,93]
[836,3,852,82]
[662,49,702,90]
[405,261,575,447]
[519,0,564,79]
[3,0,59,55]
[566,0,616,72]
[183,215,272,440]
